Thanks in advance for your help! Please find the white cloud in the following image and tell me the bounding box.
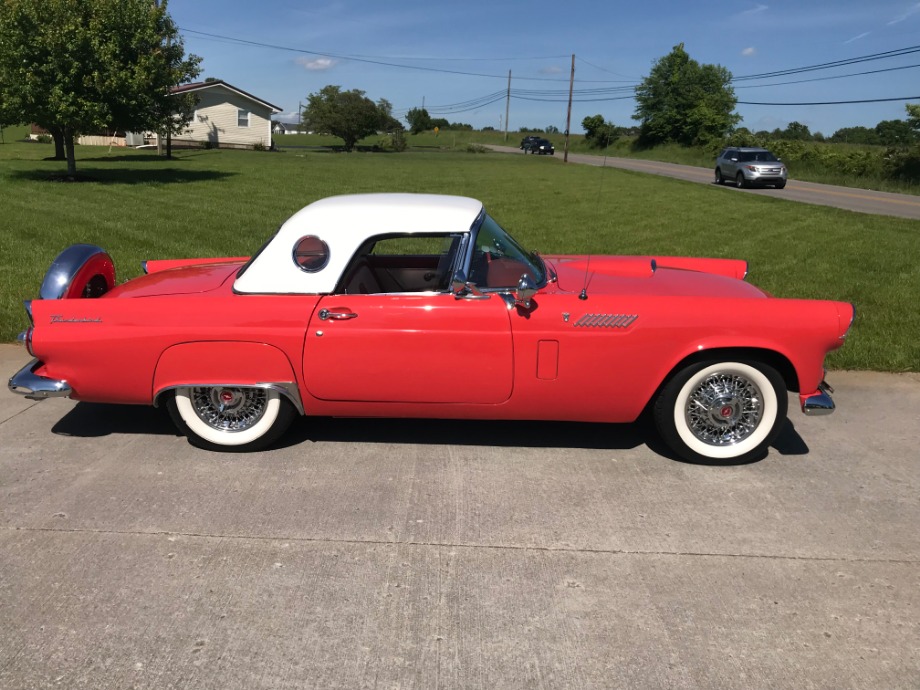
[888,2,920,24]
[295,56,337,71]
[739,3,768,17]
[539,65,563,75]
[742,47,756,56]
[844,31,871,44]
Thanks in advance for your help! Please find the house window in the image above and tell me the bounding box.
[238,109,250,127]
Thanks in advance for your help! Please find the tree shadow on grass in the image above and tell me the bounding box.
[10,167,237,185]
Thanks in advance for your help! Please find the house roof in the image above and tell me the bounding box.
[171,80,282,113]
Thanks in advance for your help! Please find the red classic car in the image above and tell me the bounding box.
[9,193,854,462]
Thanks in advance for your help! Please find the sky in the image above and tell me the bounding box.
[168,0,920,136]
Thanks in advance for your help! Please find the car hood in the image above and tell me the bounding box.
[105,262,243,298]
[546,255,769,299]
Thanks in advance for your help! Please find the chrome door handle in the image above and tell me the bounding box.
[318,308,358,320]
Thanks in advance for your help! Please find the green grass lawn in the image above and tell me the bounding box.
[1,140,918,372]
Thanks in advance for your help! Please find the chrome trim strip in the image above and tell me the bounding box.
[8,359,72,400]
[802,381,836,416]
[155,382,305,416]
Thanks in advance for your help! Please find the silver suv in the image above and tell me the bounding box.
[715,147,787,189]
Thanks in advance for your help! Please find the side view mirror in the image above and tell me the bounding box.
[514,274,538,309]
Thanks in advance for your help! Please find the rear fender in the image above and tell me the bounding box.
[153,342,304,414]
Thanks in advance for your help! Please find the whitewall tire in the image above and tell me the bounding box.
[654,361,787,464]
[168,386,295,451]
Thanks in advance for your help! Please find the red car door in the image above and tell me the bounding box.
[302,293,513,404]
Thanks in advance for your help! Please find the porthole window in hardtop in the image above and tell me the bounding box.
[293,236,330,272]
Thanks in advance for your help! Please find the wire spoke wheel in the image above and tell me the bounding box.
[654,360,787,463]
[190,386,268,432]
[684,372,763,446]
[168,385,296,451]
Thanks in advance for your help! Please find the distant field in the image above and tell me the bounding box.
[1,140,918,372]
[273,130,920,195]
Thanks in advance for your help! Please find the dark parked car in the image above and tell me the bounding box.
[522,138,555,155]
[715,147,787,189]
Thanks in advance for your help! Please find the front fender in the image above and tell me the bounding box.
[153,342,303,413]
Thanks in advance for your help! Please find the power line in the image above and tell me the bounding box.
[181,27,920,115]
[733,44,920,81]
[180,28,643,84]
[738,96,920,106]
[735,62,920,89]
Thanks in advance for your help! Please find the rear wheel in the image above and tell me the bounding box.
[654,360,787,464]
[714,167,724,184]
[168,386,295,451]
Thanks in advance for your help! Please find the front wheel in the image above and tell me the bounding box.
[653,361,787,464]
[736,172,748,189]
[775,181,786,189]
[167,386,296,451]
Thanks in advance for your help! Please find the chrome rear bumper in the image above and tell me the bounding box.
[8,359,72,400]
[801,380,835,416]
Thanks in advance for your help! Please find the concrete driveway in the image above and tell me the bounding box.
[1,344,918,689]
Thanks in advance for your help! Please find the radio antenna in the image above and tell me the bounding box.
[579,130,614,301]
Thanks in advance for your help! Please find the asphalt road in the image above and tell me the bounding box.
[489,145,920,220]
[2,344,918,689]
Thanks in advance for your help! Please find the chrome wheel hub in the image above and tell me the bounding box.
[191,387,267,432]
[685,373,763,446]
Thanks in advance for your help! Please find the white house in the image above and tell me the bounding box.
[169,80,282,149]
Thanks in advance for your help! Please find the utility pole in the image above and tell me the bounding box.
[155,0,163,156]
[504,70,511,142]
[564,54,575,162]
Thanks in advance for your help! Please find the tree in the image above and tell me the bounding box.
[907,103,920,133]
[633,43,739,146]
[829,126,877,145]
[302,86,396,151]
[877,117,916,146]
[783,121,812,141]
[0,0,201,176]
[405,107,432,134]
[581,114,620,148]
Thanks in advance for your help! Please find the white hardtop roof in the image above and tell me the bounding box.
[233,193,484,294]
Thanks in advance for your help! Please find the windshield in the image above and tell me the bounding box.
[739,151,779,163]
[468,215,546,289]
